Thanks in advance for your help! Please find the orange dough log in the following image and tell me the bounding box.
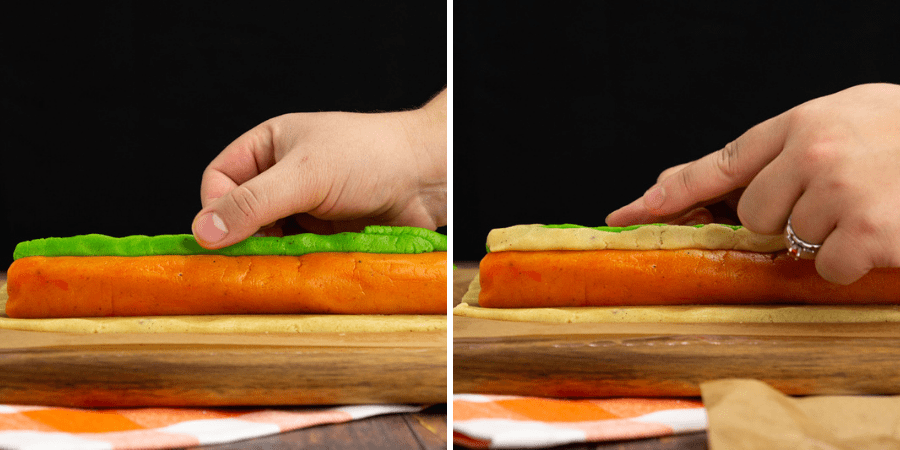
[6,252,447,318]
[478,250,900,308]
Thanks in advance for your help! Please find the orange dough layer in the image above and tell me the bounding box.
[478,250,900,308]
[6,252,447,318]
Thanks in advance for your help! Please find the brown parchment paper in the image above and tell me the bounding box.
[702,379,900,450]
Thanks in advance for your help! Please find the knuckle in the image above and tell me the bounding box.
[788,100,825,129]
[714,140,743,183]
[657,164,686,183]
[262,115,288,140]
[656,169,674,184]
[798,141,843,172]
[841,210,900,269]
[847,212,881,240]
[848,210,891,247]
[226,185,265,222]
[671,164,700,199]
[822,166,856,195]
[786,106,850,171]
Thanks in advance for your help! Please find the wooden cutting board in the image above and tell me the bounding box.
[453,265,900,398]
[1,329,446,408]
[0,274,446,407]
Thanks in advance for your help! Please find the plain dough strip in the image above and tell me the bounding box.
[0,314,447,334]
[486,224,786,253]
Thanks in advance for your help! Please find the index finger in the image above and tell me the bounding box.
[643,112,791,217]
[200,123,278,207]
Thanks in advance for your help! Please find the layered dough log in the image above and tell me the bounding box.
[478,249,900,308]
[7,252,447,318]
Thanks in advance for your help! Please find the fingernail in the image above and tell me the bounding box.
[195,212,229,244]
[643,185,666,211]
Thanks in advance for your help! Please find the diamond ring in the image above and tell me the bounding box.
[784,216,822,259]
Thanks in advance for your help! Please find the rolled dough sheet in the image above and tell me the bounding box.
[455,272,900,324]
[1,283,445,333]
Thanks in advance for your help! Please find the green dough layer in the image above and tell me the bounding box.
[13,226,447,260]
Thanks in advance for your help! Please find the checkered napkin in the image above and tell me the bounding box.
[0,404,422,450]
[453,394,706,448]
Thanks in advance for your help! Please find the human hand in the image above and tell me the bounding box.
[192,89,446,249]
[606,83,900,284]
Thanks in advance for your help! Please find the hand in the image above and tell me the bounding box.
[192,89,446,249]
[606,83,900,284]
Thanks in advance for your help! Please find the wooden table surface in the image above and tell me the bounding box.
[0,270,447,449]
[453,262,709,450]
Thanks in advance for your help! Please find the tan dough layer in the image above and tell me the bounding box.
[487,224,786,253]
[456,273,900,324]
[0,283,445,333]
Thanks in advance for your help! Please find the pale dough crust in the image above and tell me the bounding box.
[456,273,900,323]
[487,224,786,253]
[1,283,445,333]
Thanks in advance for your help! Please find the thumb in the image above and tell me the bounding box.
[192,164,318,249]
[641,113,790,217]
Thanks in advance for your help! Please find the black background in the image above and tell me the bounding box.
[455,1,900,260]
[4,2,900,266]
[1,2,447,267]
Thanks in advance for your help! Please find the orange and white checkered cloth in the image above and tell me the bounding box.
[0,404,422,449]
[453,394,706,448]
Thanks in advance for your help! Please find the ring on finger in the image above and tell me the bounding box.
[784,216,822,259]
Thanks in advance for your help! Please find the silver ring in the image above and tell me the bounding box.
[784,216,821,259]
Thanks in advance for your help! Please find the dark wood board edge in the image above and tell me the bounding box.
[454,333,900,397]
[0,344,447,407]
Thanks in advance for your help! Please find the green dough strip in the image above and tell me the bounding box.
[13,226,447,260]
